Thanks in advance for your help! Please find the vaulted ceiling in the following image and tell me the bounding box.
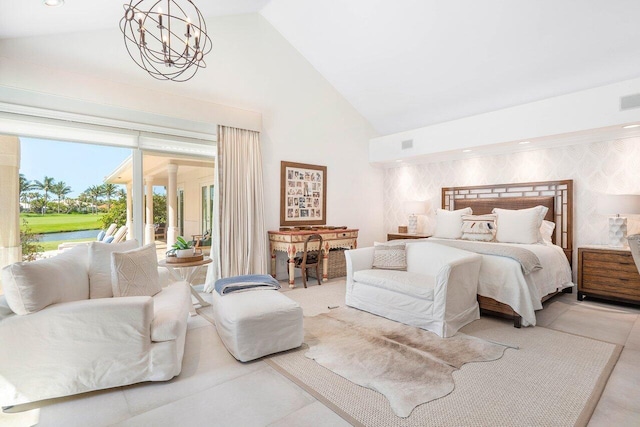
[2,0,640,136]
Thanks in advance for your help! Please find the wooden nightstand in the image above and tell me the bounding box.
[387,233,431,241]
[577,246,640,305]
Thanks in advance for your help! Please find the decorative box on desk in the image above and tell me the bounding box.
[577,246,640,305]
[387,233,431,241]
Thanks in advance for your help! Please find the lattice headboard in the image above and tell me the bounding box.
[442,180,574,263]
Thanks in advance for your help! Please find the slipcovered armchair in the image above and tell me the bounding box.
[628,234,640,274]
[0,241,191,407]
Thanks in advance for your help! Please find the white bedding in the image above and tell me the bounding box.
[429,238,573,326]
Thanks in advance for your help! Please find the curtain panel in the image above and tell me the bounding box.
[205,125,267,290]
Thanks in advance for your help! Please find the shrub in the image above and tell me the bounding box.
[20,219,43,261]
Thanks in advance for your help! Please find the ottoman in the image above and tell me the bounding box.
[212,290,303,362]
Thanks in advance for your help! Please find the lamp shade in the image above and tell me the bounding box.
[597,194,640,215]
[404,200,429,215]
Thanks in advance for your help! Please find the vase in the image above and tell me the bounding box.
[176,249,193,258]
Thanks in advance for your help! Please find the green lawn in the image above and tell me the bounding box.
[20,213,103,234]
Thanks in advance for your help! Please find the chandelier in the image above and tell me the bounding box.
[120,0,212,82]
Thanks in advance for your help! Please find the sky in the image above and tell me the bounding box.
[20,138,130,198]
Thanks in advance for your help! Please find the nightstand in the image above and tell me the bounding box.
[577,246,640,305]
[387,233,431,241]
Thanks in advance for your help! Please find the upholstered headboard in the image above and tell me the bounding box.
[442,180,573,263]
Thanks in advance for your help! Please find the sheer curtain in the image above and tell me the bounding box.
[205,126,267,291]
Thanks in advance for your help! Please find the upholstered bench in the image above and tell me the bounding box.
[212,288,303,362]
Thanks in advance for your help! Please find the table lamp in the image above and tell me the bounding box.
[597,194,640,247]
[404,200,429,234]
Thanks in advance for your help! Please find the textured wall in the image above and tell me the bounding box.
[384,139,640,262]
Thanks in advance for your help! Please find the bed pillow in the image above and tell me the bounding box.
[461,214,497,242]
[433,207,473,239]
[540,220,556,244]
[111,244,161,297]
[493,206,549,244]
[372,243,407,271]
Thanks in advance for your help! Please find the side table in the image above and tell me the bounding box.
[577,246,640,305]
[158,257,212,315]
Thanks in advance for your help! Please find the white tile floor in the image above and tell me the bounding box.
[1,280,639,427]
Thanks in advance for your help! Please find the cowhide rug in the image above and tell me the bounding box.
[304,308,508,417]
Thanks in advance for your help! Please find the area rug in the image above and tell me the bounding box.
[301,308,507,417]
[265,312,621,427]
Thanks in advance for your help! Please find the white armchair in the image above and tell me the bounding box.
[627,234,640,274]
[0,241,191,407]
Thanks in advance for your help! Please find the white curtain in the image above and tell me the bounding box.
[204,126,267,291]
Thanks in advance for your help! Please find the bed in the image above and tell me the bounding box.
[440,180,574,327]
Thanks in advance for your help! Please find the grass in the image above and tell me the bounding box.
[20,213,103,234]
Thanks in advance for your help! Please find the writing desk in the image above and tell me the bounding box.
[268,229,358,288]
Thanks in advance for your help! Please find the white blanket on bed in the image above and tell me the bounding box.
[429,238,573,326]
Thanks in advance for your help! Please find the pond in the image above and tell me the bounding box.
[40,229,100,242]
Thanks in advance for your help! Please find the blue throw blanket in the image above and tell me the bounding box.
[214,274,281,295]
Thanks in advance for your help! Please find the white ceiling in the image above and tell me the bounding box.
[2,0,640,136]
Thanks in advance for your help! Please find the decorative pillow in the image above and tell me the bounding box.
[96,230,106,241]
[111,244,161,298]
[433,207,472,239]
[540,220,556,244]
[102,236,115,244]
[88,239,139,299]
[461,214,497,242]
[493,206,549,244]
[1,244,89,315]
[372,243,407,271]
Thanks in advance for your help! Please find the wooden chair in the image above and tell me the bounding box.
[294,234,323,288]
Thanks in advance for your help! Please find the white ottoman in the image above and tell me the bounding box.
[212,290,303,362]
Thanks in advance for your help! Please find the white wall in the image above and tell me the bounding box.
[383,139,640,275]
[204,15,383,277]
[370,78,640,163]
[0,14,384,279]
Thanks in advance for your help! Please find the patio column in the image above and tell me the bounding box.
[0,136,21,294]
[166,163,178,247]
[126,183,133,240]
[144,176,154,245]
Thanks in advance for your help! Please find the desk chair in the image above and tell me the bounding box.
[294,234,323,288]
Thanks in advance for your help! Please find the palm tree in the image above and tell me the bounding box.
[33,176,55,214]
[86,185,104,213]
[19,174,34,210]
[52,181,72,213]
[101,183,118,210]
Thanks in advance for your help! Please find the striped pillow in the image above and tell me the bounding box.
[372,244,407,270]
[461,214,496,242]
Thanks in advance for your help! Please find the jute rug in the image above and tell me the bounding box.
[302,308,507,417]
[265,311,621,427]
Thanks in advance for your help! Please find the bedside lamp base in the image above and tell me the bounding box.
[408,214,418,234]
[608,216,628,248]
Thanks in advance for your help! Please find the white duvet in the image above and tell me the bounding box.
[429,238,573,326]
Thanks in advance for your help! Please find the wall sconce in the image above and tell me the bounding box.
[403,200,429,234]
[597,194,640,247]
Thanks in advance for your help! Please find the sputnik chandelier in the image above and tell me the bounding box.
[120,0,212,82]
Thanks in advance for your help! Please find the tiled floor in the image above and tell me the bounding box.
[1,280,639,427]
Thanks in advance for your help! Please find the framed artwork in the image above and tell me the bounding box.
[280,161,327,226]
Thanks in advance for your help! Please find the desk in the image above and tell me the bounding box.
[268,229,358,288]
[158,257,212,315]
